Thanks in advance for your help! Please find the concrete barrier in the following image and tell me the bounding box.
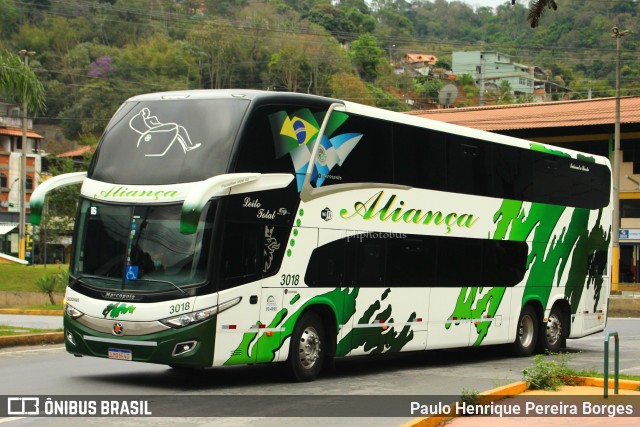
[608,296,640,318]
[0,291,64,308]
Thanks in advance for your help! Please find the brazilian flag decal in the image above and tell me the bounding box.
[269,109,362,192]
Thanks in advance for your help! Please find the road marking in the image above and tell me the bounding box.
[0,346,65,356]
[0,418,26,424]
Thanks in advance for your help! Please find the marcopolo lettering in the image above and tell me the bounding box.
[339,191,479,234]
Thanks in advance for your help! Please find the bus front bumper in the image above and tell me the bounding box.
[63,314,216,368]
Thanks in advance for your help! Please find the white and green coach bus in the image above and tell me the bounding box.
[31,90,612,381]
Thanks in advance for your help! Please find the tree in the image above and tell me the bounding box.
[36,154,90,264]
[512,0,558,28]
[0,50,45,114]
[350,33,388,82]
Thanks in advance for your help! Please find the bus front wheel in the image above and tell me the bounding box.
[513,305,538,357]
[287,311,325,382]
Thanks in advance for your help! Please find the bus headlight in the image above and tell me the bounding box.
[65,304,84,319]
[160,306,218,328]
[159,297,242,329]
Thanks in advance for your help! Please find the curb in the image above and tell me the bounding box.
[400,381,528,427]
[0,309,64,349]
[0,309,63,316]
[0,332,64,349]
[400,377,640,427]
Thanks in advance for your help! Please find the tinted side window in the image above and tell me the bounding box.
[394,125,446,191]
[219,222,262,290]
[387,237,437,286]
[305,238,345,287]
[318,114,393,187]
[494,143,534,201]
[351,237,386,287]
[305,234,527,288]
[234,105,310,175]
[532,154,610,209]
[446,137,492,196]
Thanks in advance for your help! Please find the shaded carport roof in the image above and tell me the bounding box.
[406,96,640,161]
[407,96,640,132]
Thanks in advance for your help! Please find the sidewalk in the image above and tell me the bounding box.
[0,310,63,348]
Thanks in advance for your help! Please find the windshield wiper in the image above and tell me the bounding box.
[69,274,121,287]
[133,278,187,296]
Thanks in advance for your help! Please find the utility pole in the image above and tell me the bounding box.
[479,53,485,106]
[18,49,35,262]
[611,27,629,293]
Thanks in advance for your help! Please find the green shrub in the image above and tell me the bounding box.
[35,271,67,305]
[523,353,576,391]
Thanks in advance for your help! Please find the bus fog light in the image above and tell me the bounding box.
[173,341,197,356]
[66,331,76,346]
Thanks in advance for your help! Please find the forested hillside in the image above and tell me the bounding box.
[1,0,638,144]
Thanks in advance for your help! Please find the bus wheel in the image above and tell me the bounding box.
[513,305,538,357]
[287,312,324,382]
[540,306,565,353]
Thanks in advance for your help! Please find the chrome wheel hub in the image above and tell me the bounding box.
[298,326,321,369]
[546,313,562,346]
[518,314,534,348]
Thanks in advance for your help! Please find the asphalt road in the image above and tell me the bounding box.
[0,317,638,426]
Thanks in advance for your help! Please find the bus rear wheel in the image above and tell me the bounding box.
[286,312,324,382]
[512,305,538,357]
[540,305,566,353]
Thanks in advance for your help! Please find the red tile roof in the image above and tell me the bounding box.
[407,96,640,131]
[0,128,43,138]
[57,145,95,158]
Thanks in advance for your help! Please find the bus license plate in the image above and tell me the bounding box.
[108,348,132,361]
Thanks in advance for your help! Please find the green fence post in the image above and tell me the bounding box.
[604,331,619,398]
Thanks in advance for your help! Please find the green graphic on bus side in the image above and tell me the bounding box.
[447,199,610,346]
[336,288,415,356]
[224,288,359,365]
[446,287,505,346]
[530,143,571,157]
[224,287,417,364]
[102,303,136,318]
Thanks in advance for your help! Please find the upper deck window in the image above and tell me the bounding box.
[89,99,249,185]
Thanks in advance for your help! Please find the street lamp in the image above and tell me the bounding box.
[18,49,35,261]
[611,27,629,292]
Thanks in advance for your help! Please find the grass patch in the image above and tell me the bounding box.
[0,264,68,292]
[569,368,640,382]
[524,353,640,391]
[11,304,64,311]
[0,325,63,337]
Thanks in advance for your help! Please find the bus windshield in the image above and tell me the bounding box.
[88,98,249,185]
[71,199,216,293]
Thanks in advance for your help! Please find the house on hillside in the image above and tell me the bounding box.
[0,101,45,259]
[402,53,439,77]
[452,51,569,102]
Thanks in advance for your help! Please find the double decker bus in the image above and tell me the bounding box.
[31,90,612,381]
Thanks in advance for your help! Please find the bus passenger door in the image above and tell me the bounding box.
[213,221,264,367]
[258,224,296,364]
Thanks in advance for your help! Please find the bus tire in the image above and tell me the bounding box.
[512,305,538,357]
[539,305,565,353]
[287,311,324,382]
